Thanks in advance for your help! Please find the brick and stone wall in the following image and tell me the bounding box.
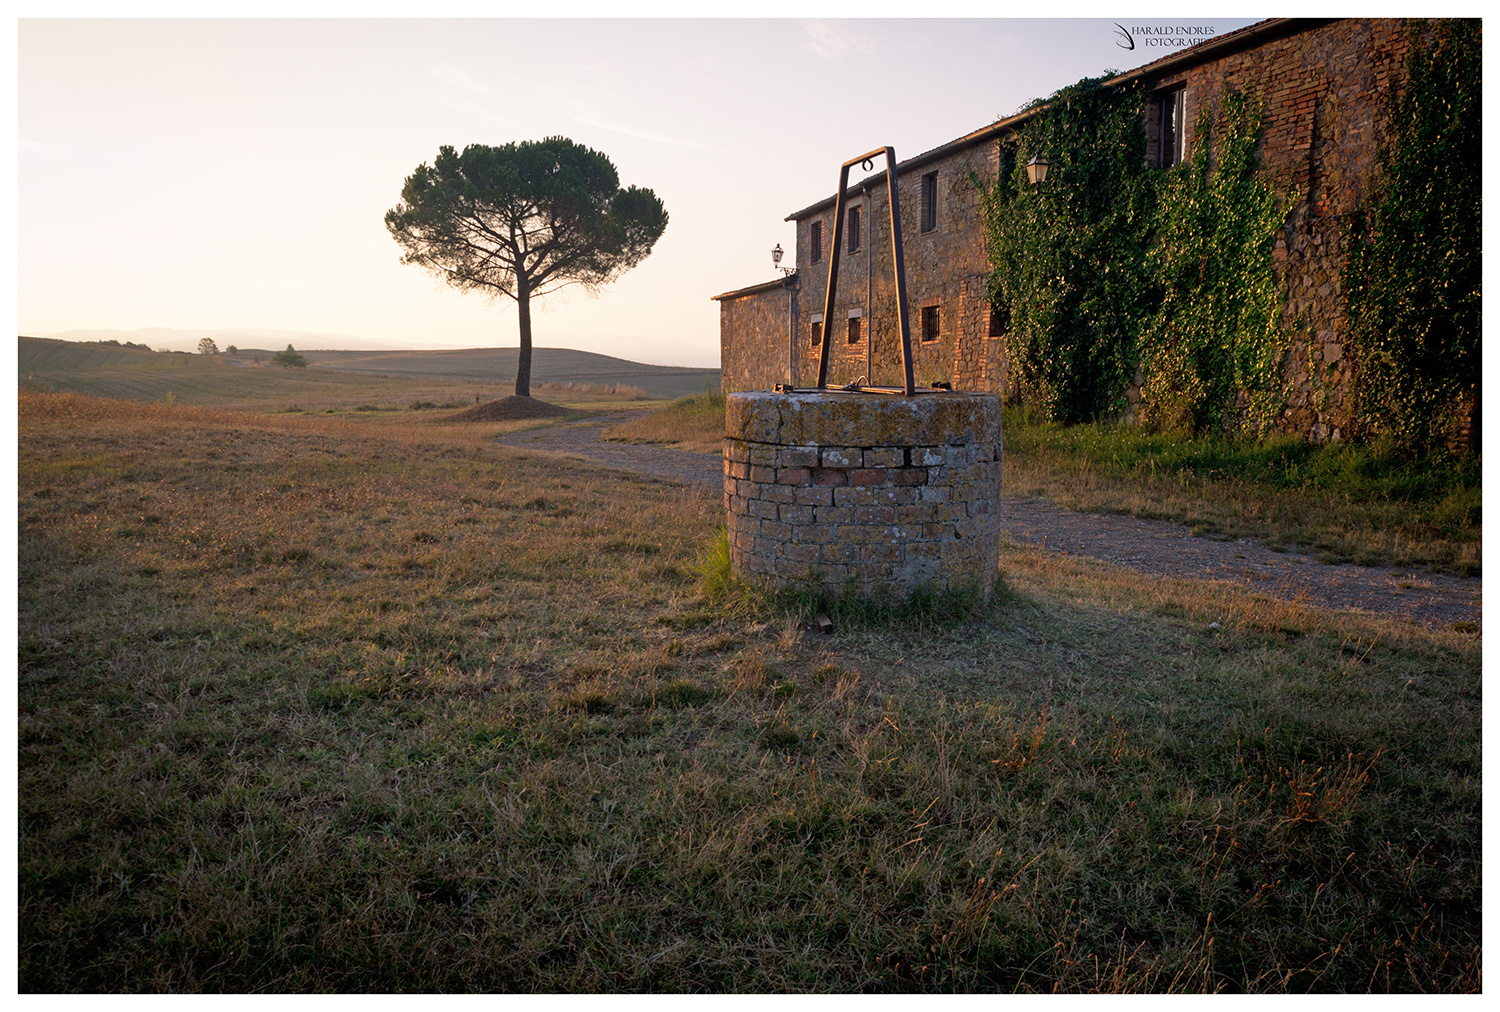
[1149,18,1416,440]
[715,278,797,393]
[724,390,1002,600]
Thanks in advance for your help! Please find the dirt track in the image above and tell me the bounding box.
[495,414,1481,629]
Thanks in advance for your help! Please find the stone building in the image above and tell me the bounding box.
[712,17,1430,441]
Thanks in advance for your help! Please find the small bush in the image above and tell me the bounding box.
[272,345,307,369]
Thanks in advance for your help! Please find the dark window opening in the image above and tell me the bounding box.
[921,305,941,343]
[847,316,861,344]
[1156,88,1186,168]
[847,205,862,253]
[811,321,822,346]
[810,221,822,265]
[921,172,938,233]
[988,303,1006,337]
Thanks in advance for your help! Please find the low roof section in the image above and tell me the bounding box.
[710,277,796,303]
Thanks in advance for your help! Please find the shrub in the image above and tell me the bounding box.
[272,345,308,369]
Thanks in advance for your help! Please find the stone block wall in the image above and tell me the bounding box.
[715,278,796,393]
[724,391,1002,600]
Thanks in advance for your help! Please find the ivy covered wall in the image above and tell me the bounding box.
[981,77,1155,426]
[983,85,1290,436]
[1344,19,1481,453]
[982,18,1477,452]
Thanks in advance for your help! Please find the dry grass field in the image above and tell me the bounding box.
[603,388,727,454]
[296,346,719,400]
[16,383,1480,992]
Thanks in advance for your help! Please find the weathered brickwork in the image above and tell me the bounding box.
[724,391,1002,599]
[714,278,798,393]
[715,18,1438,443]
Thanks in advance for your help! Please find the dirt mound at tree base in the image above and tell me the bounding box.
[443,396,572,422]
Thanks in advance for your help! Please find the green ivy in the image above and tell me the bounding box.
[985,27,1474,449]
[983,80,1289,434]
[1141,94,1292,436]
[1344,19,1481,454]
[981,77,1156,425]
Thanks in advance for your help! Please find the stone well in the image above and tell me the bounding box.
[723,390,1002,601]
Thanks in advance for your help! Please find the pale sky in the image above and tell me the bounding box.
[18,11,1265,367]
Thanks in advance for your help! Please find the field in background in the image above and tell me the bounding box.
[299,347,719,400]
[18,337,717,409]
[16,389,1482,992]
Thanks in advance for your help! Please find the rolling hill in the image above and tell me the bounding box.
[299,347,719,398]
[17,336,720,406]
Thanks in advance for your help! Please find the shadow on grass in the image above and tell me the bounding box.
[697,526,1018,634]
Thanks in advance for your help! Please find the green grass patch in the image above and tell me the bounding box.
[699,527,1005,633]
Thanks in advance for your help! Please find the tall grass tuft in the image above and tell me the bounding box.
[698,526,737,603]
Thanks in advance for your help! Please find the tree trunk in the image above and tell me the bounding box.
[515,276,533,398]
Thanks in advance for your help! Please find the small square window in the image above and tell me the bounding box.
[921,172,938,233]
[847,316,861,344]
[810,221,823,265]
[810,320,823,346]
[921,305,941,343]
[847,205,862,253]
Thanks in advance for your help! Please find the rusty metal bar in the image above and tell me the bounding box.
[815,146,915,396]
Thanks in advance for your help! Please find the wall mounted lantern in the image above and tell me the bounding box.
[772,243,795,276]
[1026,154,1050,187]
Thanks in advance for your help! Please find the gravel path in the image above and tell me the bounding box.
[496,414,1480,629]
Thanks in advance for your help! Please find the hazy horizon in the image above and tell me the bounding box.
[26,327,723,368]
[20,15,1264,370]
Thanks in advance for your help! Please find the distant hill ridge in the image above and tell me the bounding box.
[40,327,391,353]
[300,347,719,387]
[17,336,721,400]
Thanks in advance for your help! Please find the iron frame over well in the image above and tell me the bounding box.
[805,146,917,397]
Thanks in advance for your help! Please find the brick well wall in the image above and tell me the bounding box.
[725,391,1002,599]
